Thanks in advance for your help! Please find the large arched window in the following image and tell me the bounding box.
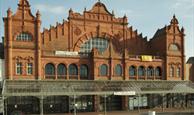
[16,32,32,41]
[80,38,109,53]
[155,67,162,76]
[100,64,108,76]
[129,66,136,76]
[69,64,78,77]
[147,66,154,77]
[177,67,181,77]
[138,66,145,76]
[45,63,55,78]
[57,64,66,78]
[115,64,122,76]
[80,64,89,78]
[170,65,174,77]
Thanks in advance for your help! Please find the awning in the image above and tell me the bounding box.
[2,80,194,97]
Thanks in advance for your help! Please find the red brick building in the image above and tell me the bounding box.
[2,0,193,115]
[187,57,194,82]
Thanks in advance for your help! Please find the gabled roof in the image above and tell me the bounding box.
[187,57,194,64]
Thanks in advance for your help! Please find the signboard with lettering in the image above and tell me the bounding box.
[55,51,79,56]
[114,91,136,96]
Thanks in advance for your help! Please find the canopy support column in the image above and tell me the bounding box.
[162,93,164,112]
[40,96,44,115]
[138,95,140,113]
[74,95,77,115]
[104,95,107,115]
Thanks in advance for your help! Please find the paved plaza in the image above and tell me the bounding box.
[28,108,194,115]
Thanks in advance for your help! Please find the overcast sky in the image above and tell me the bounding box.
[0,0,194,59]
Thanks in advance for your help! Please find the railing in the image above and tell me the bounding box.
[69,75,78,80]
[155,76,162,79]
[129,76,136,79]
[45,75,55,79]
[138,76,146,79]
[57,75,67,79]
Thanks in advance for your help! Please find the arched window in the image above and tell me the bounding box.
[45,63,55,77]
[138,66,145,76]
[16,32,32,41]
[177,67,181,77]
[80,38,109,53]
[147,66,154,77]
[100,64,108,76]
[115,64,122,76]
[57,64,66,77]
[169,44,179,51]
[129,66,136,76]
[155,67,162,76]
[69,64,78,77]
[170,65,174,77]
[80,64,88,78]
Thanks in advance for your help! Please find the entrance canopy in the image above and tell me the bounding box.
[2,80,194,97]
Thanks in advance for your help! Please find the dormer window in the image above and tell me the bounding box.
[16,32,32,41]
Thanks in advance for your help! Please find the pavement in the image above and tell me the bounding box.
[29,108,194,115]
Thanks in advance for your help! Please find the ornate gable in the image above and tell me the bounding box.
[88,1,112,15]
[12,0,35,20]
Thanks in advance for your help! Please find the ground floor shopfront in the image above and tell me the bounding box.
[4,94,194,115]
[2,80,194,115]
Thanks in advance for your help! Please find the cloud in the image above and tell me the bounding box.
[34,4,66,15]
[172,0,194,10]
[118,9,142,18]
[171,0,194,19]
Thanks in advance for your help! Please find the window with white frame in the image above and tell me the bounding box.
[16,62,22,75]
[177,67,180,77]
[169,44,179,51]
[27,63,33,75]
[16,32,32,41]
[80,38,108,53]
[170,65,174,77]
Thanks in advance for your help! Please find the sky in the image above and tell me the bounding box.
[0,0,194,60]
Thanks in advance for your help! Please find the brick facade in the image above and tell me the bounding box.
[3,0,185,81]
